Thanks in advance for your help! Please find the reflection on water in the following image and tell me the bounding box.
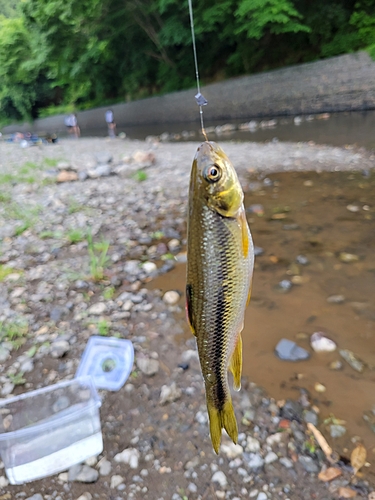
[150,169,375,472]
[82,110,375,150]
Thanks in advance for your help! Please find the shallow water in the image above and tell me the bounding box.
[81,110,375,150]
[151,169,375,470]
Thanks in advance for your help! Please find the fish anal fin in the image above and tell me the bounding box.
[185,284,196,336]
[207,399,238,454]
[229,334,242,391]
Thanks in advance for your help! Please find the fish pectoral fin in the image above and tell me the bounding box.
[229,334,242,391]
[185,283,196,336]
[239,207,249,258]
[207,399,238,454]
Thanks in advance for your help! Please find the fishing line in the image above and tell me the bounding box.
[188,0,208,141]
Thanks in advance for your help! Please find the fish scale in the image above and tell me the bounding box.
[186,141,254,453]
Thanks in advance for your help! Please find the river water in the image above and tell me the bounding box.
[81,110,375,150]
[149,169,375,474]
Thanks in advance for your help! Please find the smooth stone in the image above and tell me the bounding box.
[88,302,107,315]
[339,349,365,372]
[76,493,92,500]
[296,255,309,265]
[142,262,157,274]
[26,495,43,500]
[68,464,99,483]
[99,458,112,476]
[254,246,264,256]
[303,410,318,426]
[159,382,182,404]
[114,448,140,469]
[264,451,278,464]
[211,470,228,487]
[298,455,319,473]
[330,424,346,438]
[51,340,70,358]
[310,332,337,352]
[329,360,343,370]
[246,453,264,469]
[275,339,310,361]
[136,357,159,376]
[0,346,10,363]
[327,295,345,304]
[163,290,180,305]
[279,457,294,468]
[110,475,124,489]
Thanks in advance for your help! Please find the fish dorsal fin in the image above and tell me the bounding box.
[238,207,249,258]
[185,284,196,336]
[229,334,242,391]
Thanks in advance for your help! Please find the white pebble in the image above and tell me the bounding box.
[211,470,227,487]
[110,475,124,489]
[163,290,180,305]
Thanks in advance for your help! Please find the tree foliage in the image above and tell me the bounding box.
[1,0,375,121]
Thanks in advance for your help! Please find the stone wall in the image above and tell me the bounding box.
[3,51,375,135]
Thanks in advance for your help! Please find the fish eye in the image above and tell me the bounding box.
[204,164,222,183]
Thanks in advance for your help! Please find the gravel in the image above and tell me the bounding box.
[0,137,374,499]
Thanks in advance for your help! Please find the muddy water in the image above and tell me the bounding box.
[150,169,375,466]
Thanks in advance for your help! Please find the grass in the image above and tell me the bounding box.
[0,191,11,202]
[103,286,115,300]
[4,202,42,236]
[44,158,59,167]
[98,319,110,336]
[8,371,26,386]
[0,265,17,282]
[87,230,110,281]
[39,230,63,239]
[0,318,29,349]
[66,228,86,244]
[132,170,148,182]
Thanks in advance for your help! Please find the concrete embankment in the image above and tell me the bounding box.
[3,51,375,135]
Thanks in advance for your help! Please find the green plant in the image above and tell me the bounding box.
[0,317,28,349]
[133,170,147,182]
[39,230,62,239]
[43,158,59,167]
[97,319,110,336]
[87,230,110,281]
[8,371,26,385]
[0,265,16,282]
[103,286,115,300]
[0,191,11,202]
[5,202,42,235]
[66,228,86,244]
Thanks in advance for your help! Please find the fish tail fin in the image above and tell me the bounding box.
[207,398,238,454]
[229,333,243,391]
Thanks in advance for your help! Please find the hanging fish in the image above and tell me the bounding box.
[186,141,254,453]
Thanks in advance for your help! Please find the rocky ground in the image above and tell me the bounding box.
[0,136,375,500]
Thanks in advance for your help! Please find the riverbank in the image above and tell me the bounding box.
[3,51,375,137]
[0,138,374,499]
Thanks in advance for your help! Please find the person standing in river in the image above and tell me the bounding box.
[105,109,116,138]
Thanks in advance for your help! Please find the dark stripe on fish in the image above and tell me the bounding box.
[213,240,229,411]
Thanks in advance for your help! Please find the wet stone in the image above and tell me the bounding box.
[330,424,346,438]
[281,400,303,421]
[327,295,345,304]
[303,410,318,426]
[298,455,319,473]
[339,349,365,372]
[275,339,310,361]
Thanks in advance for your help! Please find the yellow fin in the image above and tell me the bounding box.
[246,282,252,307]
[239,208,249,258]
[229,334,242,391]
[207,398,238,454]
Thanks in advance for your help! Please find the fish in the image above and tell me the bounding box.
[186,141,254,453]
